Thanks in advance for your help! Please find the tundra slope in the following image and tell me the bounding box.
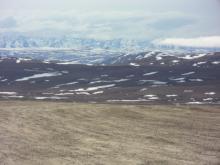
[0,101,219,165]
[0,51,219,104]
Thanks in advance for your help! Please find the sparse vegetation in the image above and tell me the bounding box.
[0,101,219,165]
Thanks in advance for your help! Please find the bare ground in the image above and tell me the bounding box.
[0,101,219,165]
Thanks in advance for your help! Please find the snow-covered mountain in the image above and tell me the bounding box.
[0,47,218,66]
[1,33,220,66]
[1,34,219,53]
[0,34,152,52]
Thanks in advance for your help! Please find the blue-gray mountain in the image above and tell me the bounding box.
[1,34,220,52]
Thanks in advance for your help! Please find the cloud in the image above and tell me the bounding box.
[149,17,195,30]
[0,17,17,28]
[0,10,198,39]
[0,6,219,41]
[154,36,220,48]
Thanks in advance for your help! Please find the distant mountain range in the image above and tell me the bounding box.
[1,34,220,53]
[0,34,151,51]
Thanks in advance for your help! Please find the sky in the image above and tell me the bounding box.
[0,0,220,47]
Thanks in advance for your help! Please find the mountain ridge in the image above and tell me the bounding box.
[1,34,220,53]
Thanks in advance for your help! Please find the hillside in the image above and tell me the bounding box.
[0,101,219,165]
[0,51,219,104]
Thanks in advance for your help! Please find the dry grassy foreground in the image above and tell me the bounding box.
[0,101,219,165]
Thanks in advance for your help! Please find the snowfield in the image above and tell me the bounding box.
[16,72,63,81]
[74,84,116,92]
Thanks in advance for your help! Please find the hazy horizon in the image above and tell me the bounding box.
[0,0,220,47]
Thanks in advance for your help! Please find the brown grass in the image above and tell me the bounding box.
[0,101,219,165]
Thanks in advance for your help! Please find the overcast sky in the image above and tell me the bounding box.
[0,0,220,46]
